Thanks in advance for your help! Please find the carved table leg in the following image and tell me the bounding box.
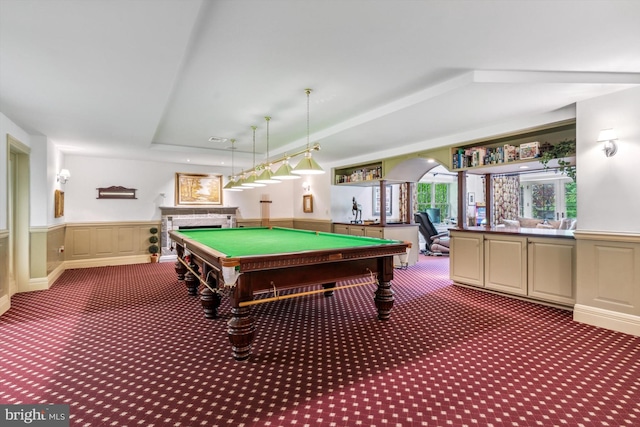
[322,282,336,297]
[227,275,255,360]
[174,260,187,281]
[374,279,394,320]
[200,273,220,319]
[227,306,255,360]
[184,260,200,296]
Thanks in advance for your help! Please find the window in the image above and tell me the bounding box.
[520,173,577,221]
[416,182,451,219]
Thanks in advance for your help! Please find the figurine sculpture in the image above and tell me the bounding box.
[351,197,362,223]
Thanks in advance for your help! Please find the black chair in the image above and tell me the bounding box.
[415,212,450,256]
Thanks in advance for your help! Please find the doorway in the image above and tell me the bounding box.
[7,135,30,298]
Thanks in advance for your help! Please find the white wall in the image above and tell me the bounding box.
[576,87,640,233]
[29,135,48,227]
[63,155,302,222]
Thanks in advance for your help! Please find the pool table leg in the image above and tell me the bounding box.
[322,282,336,297]
[227,276,256,360]
[184,259,200,296]
[374,256,395,320]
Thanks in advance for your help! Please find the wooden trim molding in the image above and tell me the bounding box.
[573,230,640,243]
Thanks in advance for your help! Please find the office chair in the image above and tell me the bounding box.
[414,212,450,256]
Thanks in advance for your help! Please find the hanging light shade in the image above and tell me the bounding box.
[242,126,266,187]
[224,176,242,191]
[233,173,251,189]
[255,116,281,184]
[272,157,300,180]
[292,151,325,175]
[292,88,325,175]
[224,139,243,191]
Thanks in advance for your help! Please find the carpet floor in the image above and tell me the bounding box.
[1,255,639,426]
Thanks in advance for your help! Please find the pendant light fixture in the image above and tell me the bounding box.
[223,139,243,191]
[272,155,300,180]
[242,126,266,187]
[292,88,325,175]
[255,116,281,184]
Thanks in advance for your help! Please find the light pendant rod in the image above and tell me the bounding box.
[224,138,243,191]
[242,126,265,187]
[292,88,325,175]
[256,116,281,184]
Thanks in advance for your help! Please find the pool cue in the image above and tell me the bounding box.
[239,271,378,307]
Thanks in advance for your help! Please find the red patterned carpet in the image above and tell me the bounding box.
[1,255,639,426]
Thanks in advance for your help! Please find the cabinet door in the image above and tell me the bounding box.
[365,227,384,238]
[528,238,575,305]
[333,224,350,235]
[450,232,484,287]
[484,235,527,296]
[349,226,366,237]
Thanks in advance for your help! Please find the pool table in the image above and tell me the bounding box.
[169,227,410,360]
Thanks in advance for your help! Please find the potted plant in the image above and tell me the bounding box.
[149,227,160,262]
[538,138,577,181]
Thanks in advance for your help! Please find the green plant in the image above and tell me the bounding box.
[539,139,576,181]
[149,226,159,254]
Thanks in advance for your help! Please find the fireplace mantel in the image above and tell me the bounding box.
[159,206,238,256]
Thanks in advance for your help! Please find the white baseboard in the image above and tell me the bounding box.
[64,255,150,270]
[160,254,177,263]
[0,294,10,316]
[25,277,49,292]
[573,304,640,337]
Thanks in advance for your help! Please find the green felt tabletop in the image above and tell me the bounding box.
[174,227,402,258]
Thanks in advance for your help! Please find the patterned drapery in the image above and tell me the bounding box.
[399,182,416,223]
[492,175,520,226]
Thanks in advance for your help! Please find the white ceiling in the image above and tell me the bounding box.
[1,0,639,172]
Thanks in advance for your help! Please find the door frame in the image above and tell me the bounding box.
[7,134,30,296]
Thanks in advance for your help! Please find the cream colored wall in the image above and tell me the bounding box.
[573,87,640,336]
[47,225,66,275]
[65,221,161,269]
[0,231,9,316]
[574,232,640,336]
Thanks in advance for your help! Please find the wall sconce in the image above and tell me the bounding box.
[57,169,71,184]
[597,128,618,157]
[302,181,311,192]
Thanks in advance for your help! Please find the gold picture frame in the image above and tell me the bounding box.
[175,173,223,206]
[303,194,313,213]
[54,189,65,218]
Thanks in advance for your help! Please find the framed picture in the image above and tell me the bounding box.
[468,192,475,205]
[175,173,223,206]
[303,194,313,213]
[373,185,392,216]
[54,189,64,218]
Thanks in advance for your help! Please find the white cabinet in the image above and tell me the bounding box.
[333,223,419,267]
[365,227,384,239]
[527,237,576,305]
[450,231,484,287]
[484,235,528,296]
[450,229,576,307]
